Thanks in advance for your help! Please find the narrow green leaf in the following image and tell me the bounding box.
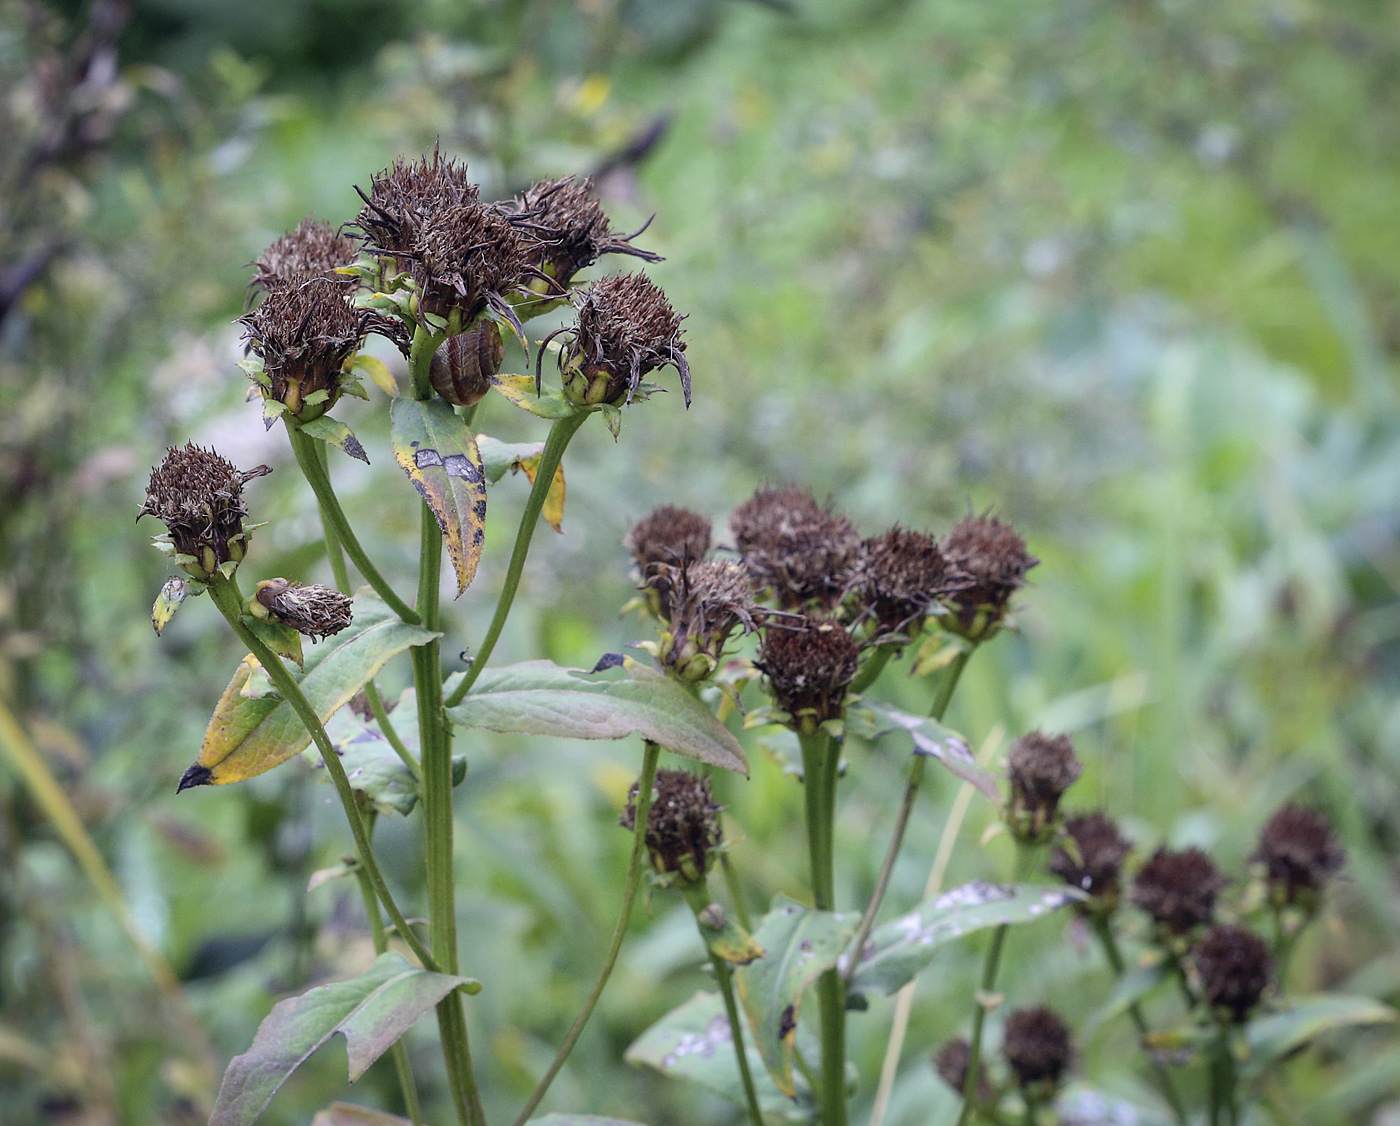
[210,952,478,1126]
[846,701,999,802]
[477,435,546,483]
[1244,994,1396,1077]
[350,353,398,397]
[390,397,486,597]
[301,415,369,463]
[445,658,747,774]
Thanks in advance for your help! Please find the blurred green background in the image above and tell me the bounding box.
[3,0,1399,1123]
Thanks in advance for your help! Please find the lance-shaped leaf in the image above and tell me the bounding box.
[313,1105,411,1126]
[181,594,438,788]
[152,577,193,635]
[211,952,479,1126]
[489,373,575,419]
[625,991,816,1121]
[349,353,398,397]
[845,701,999,802]
[445,659,747,773]
[390,397,487,597]
[733,897,858,1097]
[301,415,369,464]
[244,614,304,670]
[478,435,567,531]
[1243,994,1396,1078]
[847,882,1080,996]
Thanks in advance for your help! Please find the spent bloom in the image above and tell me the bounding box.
[1253,803,1344,911]
[625,504,713,619]
[251,217,359,295]
[251,579,353,641]
[731,486,863,612]
[1193,925,1272,1022]
[859,525,965,639]
[758,616,861,733]
[1006,731,1082,843]
[1002,1006,1073,1096]
[940,513,1037,640]
[1048,812,1132,912]
[932,1038,992,1103]
[1132,847,1226,936]
[654,560,759,682]
[619,769,723,883]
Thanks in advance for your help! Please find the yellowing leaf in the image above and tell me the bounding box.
[517,452,566,533]
[152,577,190,635]
[488,373,575,419]
[349,353,398,397]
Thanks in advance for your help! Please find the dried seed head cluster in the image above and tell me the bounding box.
[731,487,863,612]
[1001,1006,1073,1093]
[656,559,759,681]
[941,514,1038,640]
[138,444,271,582]
[1193,925,1272,1022]
[251,217,358,295]
[1132,846,1226,936]
[758,616,861,732]
[1049,812,1132,911]
[858,526,964,638]
[413,201,531,325]
[1253,803,1344,910]
[252,578,353,641]
[932,1037,993,1103]
[240,279,367,422]
[554,272,690,407]
[1006,731,1082,842]
[626,504,713,618]
[354,148,480,257]
[620,769,723,883]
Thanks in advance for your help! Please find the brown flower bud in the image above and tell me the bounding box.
[251,217,358,295]
[549,273,690,407]
[758,616,861,733]
[859,526,966,638]
[252,579,353,641]
[138,444,271,581]
[1193,925,1272,1022]
[619,769,723,883]
[354,148,480,259]
[932,1037,993,1103]
[1132,847,1225,936]
[1049,812,1132,912]
[655,560,759,682]
[625,505,713,618]
[1006,731,1082,843]
[1002,1006,1073,1094]
[430,322,504,407]
[1252,803,1344,911]
[730,487,863,612]
[940,514,1038,641]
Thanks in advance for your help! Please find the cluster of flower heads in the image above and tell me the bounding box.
[623,488,1038,728]
[936,1005,1074,1110]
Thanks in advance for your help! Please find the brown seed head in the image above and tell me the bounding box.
[354,147,480,257]
[625,505,713,617]
[731,487,863,612]
[1132,847,1225,936]
[932,1037,993,1103]
[138,444,271,581]
[1253,803,1344,908]
[1006,731,1082,841]
[758,616,861,732]
[859,526,966,637]
[503,176,662,289]
[619,769,723,882]
[940,514,1037,639]
[413,199,530,324]
[1193,925,1272,1022]
[553,272,690,407]
[254,579,353,641]
[251,218,358,295]
[656,560,759,681]
[1002,1006,1073,1091]
[1049,812,1132,909]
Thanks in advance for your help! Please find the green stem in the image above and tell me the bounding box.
[511,740,662,1126]
[720,853,753,932]
[206,575,435,972]
[843,647,975,984]
[315,439,354,594]
[847,644,894,696]
[444,410,589,708]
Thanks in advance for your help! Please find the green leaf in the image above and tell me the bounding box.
[317,711,419,815]
[445,658,747,774]
[1087,957,1172,1034]
[152,577,192,635]
[301,415,369,464]
[243,614,305,671]
[489,373,576,419]
[849,882,1080,996]
[183,593,438,787]
[390,397,487,597]
[733,896,858,1097]
[1244,994,1396,1077]
[477,435,566,531]
[312,1104,411,1126]
[845,702,999,802]
[210,952,478,1126]
[350,353,398,397]
[625,991,816,1122]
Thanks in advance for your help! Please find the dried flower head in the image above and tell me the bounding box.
[619,769,723,883]
[859,526,965,638]
[354,148,480,258]
[1193,925,1272,1022]
[138,444,271,582]
[1006,731,1082,842]
[731,487,863,612]
[625,505,713,618]
[252,579,353,641]
[940,514,1038,640]
[1253,803,1345,910]
[655,560,759,682]
[548,272,690,407]
[240,279,367,422]
[1049,812,1132,911]
[251,218,358,295]
[1132,847,1226,936]
[412,199,530,326]
[933,1037,993,1103]
[758,616,861,732]
[1002,1006,1073,1093]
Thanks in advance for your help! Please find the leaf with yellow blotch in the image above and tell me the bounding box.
[349,353,398,397]
[477,435,567,532]
[152,577,193,635]
[488,373,575,419]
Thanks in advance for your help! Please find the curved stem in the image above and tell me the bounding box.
[715,954,766,1126]
[848,644,894,696]
[720,853,752,932]
[444,410,589,708]
[512,740,661,1126]
[843,647,974,983]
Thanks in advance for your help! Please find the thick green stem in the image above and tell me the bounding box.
[444,410,589,708]
[512,741,662,1126]
[843,647,974,984]
[720,853,752,932]
[847,644,894,696]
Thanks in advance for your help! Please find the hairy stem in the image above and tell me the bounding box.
[512,740,661,1126]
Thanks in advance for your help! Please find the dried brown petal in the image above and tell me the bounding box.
[859,526,966,636]
[1049,812,1132,908]
[758,616,861,731]
[503,175,662,288]
[354,147,480,257]
[932,1037,993,1103]
[251,218,358,295]
[1253,803,1344,906]
[413,200,530,324]
[1006,731,1082,841]
[625,505,712,617]
[656,560,759,680]
[940,514,1037,639]
[1002,1006,1073,1091]
[731,487,863,612]
[1193,925,1272,1022]
[254,579,353,641]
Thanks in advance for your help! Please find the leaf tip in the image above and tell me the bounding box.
[177,763,214,793]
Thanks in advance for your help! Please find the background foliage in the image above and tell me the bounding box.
[2,0,1399,1122]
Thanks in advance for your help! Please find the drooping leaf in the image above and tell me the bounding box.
[390,397,487,597]
[301,415,370,464]
[477,435,567,531]
[445,658,747,774]
[845,702,999,802]
[489,373,575,419]
[312,1104,411,1126]
[244,614,305,670]
[152,577,192,635]
[848,882,1080,996]
[625,991,816,1122]
[733,896,858,1097]
[350,353,398,397]
[182,593,438,787]
[210,952,478,1126]
[1243,994,1396,1077]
